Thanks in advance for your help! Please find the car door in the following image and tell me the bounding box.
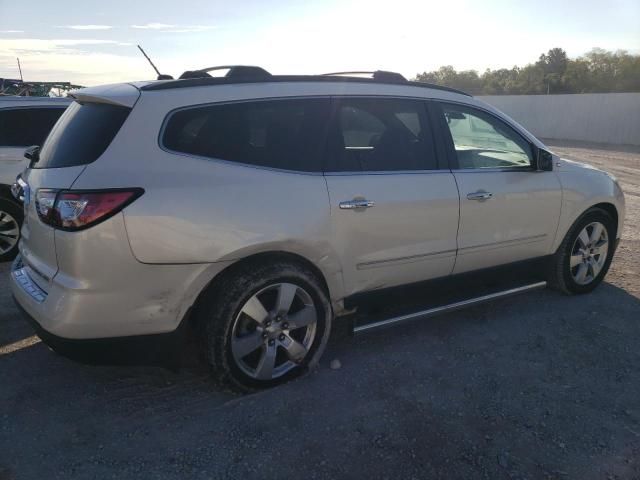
[433,101,562,274]
[323,96,460,297]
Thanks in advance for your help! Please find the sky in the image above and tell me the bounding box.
[0,0,639,86]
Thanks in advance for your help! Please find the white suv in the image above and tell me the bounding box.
[10,68,625,391]
[0,96,70,261]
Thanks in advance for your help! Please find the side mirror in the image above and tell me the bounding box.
[537,148,553,171]
[24,145,40,166]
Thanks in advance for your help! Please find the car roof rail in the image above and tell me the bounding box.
[178,65,272,80]
[142,70,471,97]
[322,70,408,82]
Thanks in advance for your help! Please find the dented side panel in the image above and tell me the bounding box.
[38,212,232,339]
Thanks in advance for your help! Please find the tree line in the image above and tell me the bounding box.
[414,48,640,95]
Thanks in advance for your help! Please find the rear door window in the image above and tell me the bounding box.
[325,97,437,172]
[36,102,131,169]
[162,98,331,172]
[0,107,66,147]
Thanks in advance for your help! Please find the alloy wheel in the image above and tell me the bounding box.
[0,210,19,255]
[570,221,609,286]
[231,283,318,380]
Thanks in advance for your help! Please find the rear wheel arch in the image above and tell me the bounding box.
[189,251,335,325]
[189,251,333,391]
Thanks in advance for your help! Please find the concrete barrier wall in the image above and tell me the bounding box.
[477,93,640,146]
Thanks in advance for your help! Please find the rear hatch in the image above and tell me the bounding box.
[20,84,139,290]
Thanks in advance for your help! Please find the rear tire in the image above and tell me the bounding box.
[196,259,332,392]
[548,208,616,295]
[0,198,22,262]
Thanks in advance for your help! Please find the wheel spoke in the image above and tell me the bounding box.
[287,305,316,329]
[592,244,608,256]
[276,283,297,315]
[255,344,277,380]
[590,223,604,243]
[570,254,583,268]
[577,228,590,248]
[574,263,588,283]
[589,258,602,277]
[0,227,18,238]
[241,295,269,325]
[281,334,307,363]
[232,332,264,358]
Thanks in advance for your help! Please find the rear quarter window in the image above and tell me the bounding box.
[36,102,130,169]
[0,107,66,147]
[162,98,331,172]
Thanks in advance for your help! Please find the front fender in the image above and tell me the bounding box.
[552,159,625,251]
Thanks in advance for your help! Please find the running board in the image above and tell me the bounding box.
[353,281,547,335]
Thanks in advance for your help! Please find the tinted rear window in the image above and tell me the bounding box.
[0,107,66,147]
[325,97,437,172]
[162,98,330,172]
[36,102,130,169]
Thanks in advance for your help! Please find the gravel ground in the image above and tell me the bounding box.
[1,141,639,480]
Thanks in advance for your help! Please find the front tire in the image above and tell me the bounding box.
[196,259,332,392]
[549,208,616,295]
[0,198,22,262]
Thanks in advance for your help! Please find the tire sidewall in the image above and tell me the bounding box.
[0,197,23,262]
[560,210,616,294]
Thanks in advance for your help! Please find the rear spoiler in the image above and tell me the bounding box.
[70,83,141,108]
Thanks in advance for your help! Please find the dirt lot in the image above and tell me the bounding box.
[1,141,639,480]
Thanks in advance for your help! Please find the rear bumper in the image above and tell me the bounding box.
[12,293,190,365]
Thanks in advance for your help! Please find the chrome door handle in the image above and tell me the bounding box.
[466,191,493,201]
[339,199,376,210]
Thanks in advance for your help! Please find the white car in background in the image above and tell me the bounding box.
[0,96,70,261]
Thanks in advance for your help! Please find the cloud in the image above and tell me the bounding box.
[0,38,149,85]
[0,38,130,57]
[0,30,24,33]
[130,23,216,33]
[59,25,113,30]
[131,23,174,30]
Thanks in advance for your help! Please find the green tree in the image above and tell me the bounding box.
[413,47,640,95]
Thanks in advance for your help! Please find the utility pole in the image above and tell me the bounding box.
[17,57,23,81]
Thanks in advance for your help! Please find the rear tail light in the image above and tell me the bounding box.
[35,188,143,231]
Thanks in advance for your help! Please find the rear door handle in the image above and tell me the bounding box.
[339,199,376,210]
[466,191,493,201]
